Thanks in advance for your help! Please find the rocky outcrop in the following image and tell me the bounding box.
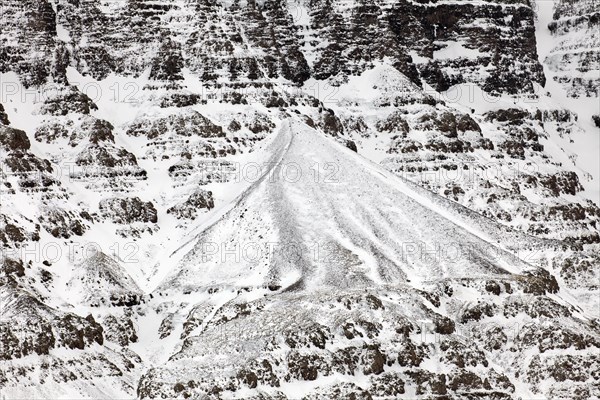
[0,104,10,125]
[0,289,104,360]
[388,0,545,94]
[103,314,138,346]
[167,189,215,220]
[126,110,224,139]
[98,197,157,224]
[37,87,99,116]
[547,0,600,98]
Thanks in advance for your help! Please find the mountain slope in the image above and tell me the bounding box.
[1,0,599,399]
[160,119,540,294]
[139,124,597,400]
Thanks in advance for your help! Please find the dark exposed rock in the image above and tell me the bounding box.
[0,297,109,360]
[485,109,531,124]
[286,352,326,381]
[434,315,455,334]
[461,302,495,323]
[0,126,31,151]
[559,253,600,289]
[39,207,86,238]
[485,280,502,295]
[237,369,259,389]
[376,111,410,135]
[3,151,52,175]
[345,139,357,152]
[34,120,73,145]
[519,268,560,295]
[149,38,184,82]
[407,369,447,396]
[247,359,280,388]
[397,341,428,367]
[443,185,465,201]
[238,112,275,135]
[210,301,264,327]
[517,324,599,353]
[320,110,345,136]
[76,144,140,169]
[527,354,600,387]
[370,372,405,397]
[38,87,98,116]
[98,197,158,224]
[0,319,56,360]
[0,214,40,245]
[499,139,526,159]
[440,339,488,368]
[365,294,384,310]
[302,382,372,400]
[447,369,485,392]
[503,296,571,319]
[456,114,481,133]
[159,93,203,108]
[56,314,104,350]
[361,343,386,375]
[0,103,9,125]
[127,110,224,139]
[109,293,142,307]
[343,116,369,137]
[1,257,25,278]
[158,315,174,340]
[82,117,115,144]
[538,171,583,196]
[228,120,242,132]
[425,137,473,153]
[285,324,330,350]
[167,189,215,219]
[389,138,423,154]
[417,112,457,137]
[473,325,508,351]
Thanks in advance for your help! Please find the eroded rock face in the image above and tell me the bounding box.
[0,126,31,151]
[0,104,10,125]
[133,278,600,399]
[103,314,138,347]
[0,0,57,87]
[126,110,224,139]
[371,103,599,245]
[98,197,158,224]
[38,206,87,239]
[1,0,546,94]
[390,0,544,94]
[167,189,215,220]
[0,293,103,359]
[0,293,140,392]
[547,0,600,98]
[72,142,148,188]
[0,0,598,399]
[35,116,115,147]
[0,122,66,198]
[38,87,99,116]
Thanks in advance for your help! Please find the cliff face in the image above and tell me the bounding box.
[2,0,546,89]
[546,0,599,98]
[1,0,599,399]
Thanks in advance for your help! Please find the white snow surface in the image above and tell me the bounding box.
[160,118,536,294]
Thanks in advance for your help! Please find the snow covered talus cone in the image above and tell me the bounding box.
[139,121,599,400]
[158,119,539,294]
